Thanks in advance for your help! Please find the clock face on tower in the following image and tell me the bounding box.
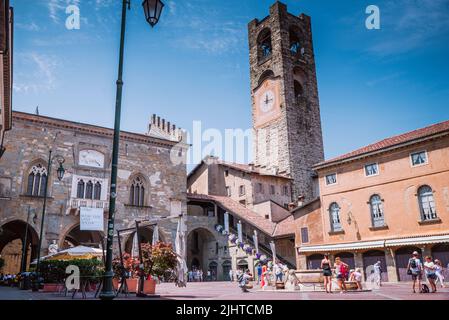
[253,79,281,128]
[79,150,105,168]
[259,90,275,113]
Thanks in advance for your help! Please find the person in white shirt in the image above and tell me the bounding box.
[424,256,437,293]
[434,259,445,288]
[373,261,382,287]
[229,269,234,282]
[349,268,363,291]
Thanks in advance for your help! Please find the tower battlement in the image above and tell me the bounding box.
[148,114,186,142]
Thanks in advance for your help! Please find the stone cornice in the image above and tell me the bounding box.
[12,111,189,149]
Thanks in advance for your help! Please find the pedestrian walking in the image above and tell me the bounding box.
[424,256,437,293]
[373,261,382,287]
[334,257,349,293]
[320,254,333,293]
[434,259,445,288]
[407,251,423,293]
[256,264,262,284]
[229,269,234,282]
[274,262,283,282]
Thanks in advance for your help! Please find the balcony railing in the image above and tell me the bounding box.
[70,198,109,210]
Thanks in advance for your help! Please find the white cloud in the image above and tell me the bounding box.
[14,53,60,94]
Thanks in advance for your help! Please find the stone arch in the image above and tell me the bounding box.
[123,225,166,255]
[306,253,324,270]
[186,227,217,274]
[258,69,275,86]
[362,250,388,282]
[0,219,39,273]
[59,223,104,250]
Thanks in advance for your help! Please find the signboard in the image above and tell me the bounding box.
[80,207,104,231]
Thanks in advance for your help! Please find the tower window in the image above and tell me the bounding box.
[289,26,303,57]
[257,28,272,61]
[294,80,304,101]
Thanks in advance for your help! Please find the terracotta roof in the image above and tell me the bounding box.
[187,193,294,237]
[314,119,449,169]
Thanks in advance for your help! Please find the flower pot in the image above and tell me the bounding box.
[43,283,63,293]
[126,278,138,293]
[143,279,156,294]
[112,278,119,290]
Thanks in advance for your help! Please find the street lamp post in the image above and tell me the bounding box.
[99,0,164,300]
[32,149,65,291]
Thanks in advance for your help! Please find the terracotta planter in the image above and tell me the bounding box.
[142,279,156,295]
[112,279,119,290]
[43,283,63,292]
[126,278,138,293]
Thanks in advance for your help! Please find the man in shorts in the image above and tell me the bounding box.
[407,251,423,293]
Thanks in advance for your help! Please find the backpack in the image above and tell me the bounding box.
[420,284,429,293]
[410,258,417,269]
[237,274,244,283]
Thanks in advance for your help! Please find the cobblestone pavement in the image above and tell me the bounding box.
[0,282,448,300]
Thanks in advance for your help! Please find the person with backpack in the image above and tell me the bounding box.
[238,269,253,293]
[407,251,423,293]
[333,257,348,293]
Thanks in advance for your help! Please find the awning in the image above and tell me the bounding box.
[297,240,385,253]
[385,234,449,247]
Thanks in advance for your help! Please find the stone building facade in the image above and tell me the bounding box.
[294,120,449,282]
[248,1,324,202]
[0,111,189,274]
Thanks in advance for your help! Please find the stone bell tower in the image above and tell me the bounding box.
[248,1,324,202]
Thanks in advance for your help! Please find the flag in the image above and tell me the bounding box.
[253,230,259,254]
[152,225,159,245]
[224,212,229,233]
[237,221,243,243]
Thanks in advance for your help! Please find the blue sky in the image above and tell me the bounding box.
[10,0,449,169]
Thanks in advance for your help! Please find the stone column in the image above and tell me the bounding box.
[354,251,365,281]
[385,248,398,282]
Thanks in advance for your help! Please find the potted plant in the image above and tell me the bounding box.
[140,242,177,294]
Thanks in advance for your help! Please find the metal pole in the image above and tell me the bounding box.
[100,0,129,300]
[20,206,31,273]
[33,149,52,291]
[135,221,146,297]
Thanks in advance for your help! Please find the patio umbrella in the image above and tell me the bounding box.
[131,232,139,258]
[34,245,104,262]
[152,225,159,245]
[175,215,187,287]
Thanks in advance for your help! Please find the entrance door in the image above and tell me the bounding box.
[363,250,388,282]
[335,252,355,270]
[222,261,232,281]
[395,247,421,281]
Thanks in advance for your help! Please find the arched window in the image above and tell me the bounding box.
[329,202,342,231]
[257,28,272,61]
[85,181,93,199]
[289,27,302,56]
[94,182,102,200]
[294,80,304,100]
[418,185,437,221]
[130,176,145,207]
[26,164,48,197]
[369,194,385,227]
[77,180,85,199]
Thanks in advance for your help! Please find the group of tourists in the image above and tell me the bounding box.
[407,251,446,293]
[187,268,216,282]
[0,273,18,286]
[320,251,446,294]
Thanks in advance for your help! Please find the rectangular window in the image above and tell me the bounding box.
[226,186,231,197]
[270,185,276,195]
[282,185,289,196]
[325,173,337,185]
[225,170,229,177]
[300,227,309,243]
[257,183,264,193]
[239,185,245,196]
[411,151,428,166]
[365,163,379,176]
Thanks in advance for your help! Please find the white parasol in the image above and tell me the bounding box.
[152,225,159,245]
[175,215,187,287]
[131,232,139,258]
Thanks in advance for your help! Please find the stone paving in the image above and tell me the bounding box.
[0,281,448,300]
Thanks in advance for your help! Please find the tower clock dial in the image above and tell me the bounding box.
[259,90,275,113]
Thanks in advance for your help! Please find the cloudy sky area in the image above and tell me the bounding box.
[10,0,449,168]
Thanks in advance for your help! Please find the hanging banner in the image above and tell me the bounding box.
[270,241,276,263]
[80,207,104,231]
[224,212,229,233]
[237,221,243,243]
[253,230,259,254]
